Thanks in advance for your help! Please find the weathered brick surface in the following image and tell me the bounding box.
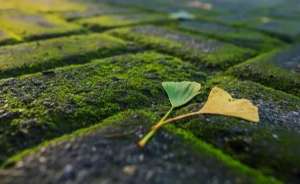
[229,45,300,96]
[0,33,138,78]
[0,10,83,40]
[1,111,278,184]
[76,13,169,30]
[0,0,85,13]
[176,76,300,182]
[0,52,205,164]
[0,30,17,45]
[110,26,255,70]
[177,20,285,51]
[0,0,299,184]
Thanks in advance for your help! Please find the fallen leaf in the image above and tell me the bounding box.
[162,81,201,108]
[199,87,259,122]
[169,11,195,20]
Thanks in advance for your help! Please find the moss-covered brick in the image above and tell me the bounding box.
[0,51,206,164]
[174,76,300,183]
[0,0,85,13]
[60,2,139,21]
[251,18,300,42]
[110,25,256,71]
[193,0,285,15]
[177,20,285,52]
[228,45,300,97]
[1,110,280,184]
[267,1,300,20]
[212,15,300,42]
[75,13,169,31]
[0,33,139,78]
[88,0,183,13]
[0,29,19,45]
[0,10,83,40]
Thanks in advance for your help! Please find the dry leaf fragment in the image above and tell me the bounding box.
[199,87,259,122]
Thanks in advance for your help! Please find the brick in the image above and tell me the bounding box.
[60,2,139,21]
[110,25,256,70]
[229,45,300,97]
[0,33,137,78]
[76,13,168,30]
[0,51,206,164]
[252,18,300,41]
[0,10,83,40]
[0,29,18,45]
[195,0,285,14]
[91,0,182,13]
[177,20,284,51]
[1,111,278,184]
[0,0,85,13]
[212,15,300,41]
[266,0,300,20]
[176,76,300,182]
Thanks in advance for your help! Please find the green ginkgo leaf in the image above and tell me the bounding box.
[162,81,201,108]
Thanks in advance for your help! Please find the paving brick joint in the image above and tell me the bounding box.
[0,0,299,184]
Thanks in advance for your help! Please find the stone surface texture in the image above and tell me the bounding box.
[0,0,299,184]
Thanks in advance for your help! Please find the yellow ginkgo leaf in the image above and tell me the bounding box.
[199,87,259,122]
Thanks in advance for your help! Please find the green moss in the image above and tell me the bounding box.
[167,125,281,184]
[59,2,140,21]
[110,26,256,71]
[76,13,168,30]
[176,20,285,52]
[228,48,300,97]
[0,33,139,78]
[0,10,84,40]
[2,109,156,168]
[174,76,300,183]
[0,29,19,45]
[4,109,281,183]
[222,16,300,42]
[0,51,206,164]
[0,0,85,13]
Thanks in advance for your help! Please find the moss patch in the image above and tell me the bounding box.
[110,25,256,71]
[0,10,84,40]
[176,19,285,52]
[174,76,300,183]
[231,16,300,42]
[0,29,18,45]
[60,2,139,21]
[0,51,206,164]
[0,33,140,78]
[228,46,300,97]
[0,0,85,13]
[75,13,169,30]
[2,110,280,184]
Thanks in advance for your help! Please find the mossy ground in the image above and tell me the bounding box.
[176,19,285,52]
[228,47,300,97]
[0,51,206,164]
[0,9,84,40]
[110,26,256,71]
[1,110,280,184]
[174,76,300,183]
[0,33,139,78]
[0,0,299,183]
[76,13,169,31]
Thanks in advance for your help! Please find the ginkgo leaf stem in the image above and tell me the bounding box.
[138,107,174,148]
[157,111,201,128]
